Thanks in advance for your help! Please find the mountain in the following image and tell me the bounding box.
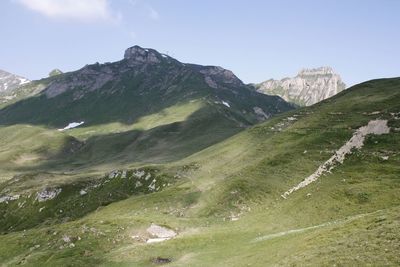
[0,76,399,266]
[0,45,292,169]
[0,69,30,106]
[0,69,30,93]
[0,46,291,126]
[255,66,346,106]
[0,69,33,106]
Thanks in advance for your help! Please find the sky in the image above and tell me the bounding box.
[1,0,399,86]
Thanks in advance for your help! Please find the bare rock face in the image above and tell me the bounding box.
[146,223,177,243]
[198,66,243,88]
[36,188,62,202]
[44,64,116,99]
[256,67,346,106]
[124,46,161,65]
[0,69,30,93]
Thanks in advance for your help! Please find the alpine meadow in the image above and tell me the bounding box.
[0,1,399,266]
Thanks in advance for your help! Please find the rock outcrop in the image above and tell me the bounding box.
[0,69,30,92]
[256,67,346,106]
[124,46,162,64]
[49,69,63,77]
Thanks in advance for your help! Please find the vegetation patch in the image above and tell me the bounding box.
[0,167,175,233]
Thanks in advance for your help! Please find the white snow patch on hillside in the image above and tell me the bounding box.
[281,119,390,199]
[222,101,230,108]
[58,121,85,131]
[19,78,30,85]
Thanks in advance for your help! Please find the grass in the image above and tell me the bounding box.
[0,77,399,266]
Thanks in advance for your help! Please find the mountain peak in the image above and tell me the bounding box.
[256,66,346,106]
[123,45,162,64]
[0,69,30,92]
[49,69,63,77]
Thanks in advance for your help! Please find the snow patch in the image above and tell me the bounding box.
[19,78,30,85]
[222,101,230,108]
[58,121,84,131]
[282,120,390,198]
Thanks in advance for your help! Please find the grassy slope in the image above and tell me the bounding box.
[0,78,399,266]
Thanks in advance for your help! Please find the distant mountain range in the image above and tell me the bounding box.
[0,58,346,109]
[255,67,346,106]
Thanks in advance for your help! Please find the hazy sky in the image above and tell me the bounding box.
[1,0,399,86]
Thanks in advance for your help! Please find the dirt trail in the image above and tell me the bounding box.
[282,120,390,198]
[252,209,383,243]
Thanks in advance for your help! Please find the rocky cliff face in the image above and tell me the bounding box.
[0,69,30,93]
[256,67,346,106]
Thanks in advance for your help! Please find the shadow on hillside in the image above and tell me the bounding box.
[9,105,245,175]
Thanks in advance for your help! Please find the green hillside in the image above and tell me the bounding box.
[0,76,399,266]
[0,47,292,177]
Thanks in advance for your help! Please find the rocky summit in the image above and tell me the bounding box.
[0,69,30,93]
[256,67,346,106]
